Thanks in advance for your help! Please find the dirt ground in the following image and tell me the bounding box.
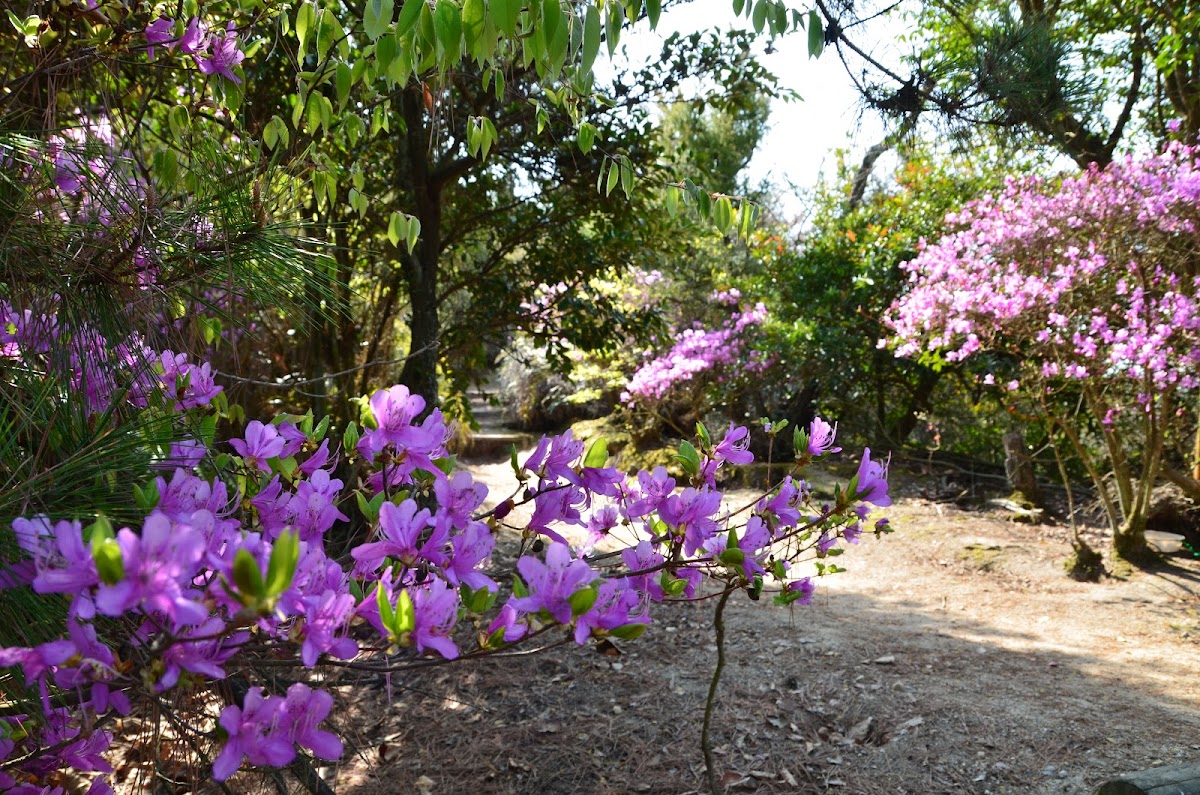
[328,460,1200,795]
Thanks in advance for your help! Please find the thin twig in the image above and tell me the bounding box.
[701,587,734,794]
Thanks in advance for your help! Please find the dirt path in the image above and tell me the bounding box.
[334,465,1200,795]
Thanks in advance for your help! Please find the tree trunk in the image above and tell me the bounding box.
[394,87,444,411]
[1003,430,1041,507]
[1113,513,1150,562]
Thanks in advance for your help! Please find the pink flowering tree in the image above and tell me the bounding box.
[885,142,1200,564]
[621,284,772,434]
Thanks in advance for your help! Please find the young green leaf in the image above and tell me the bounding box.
[808,9,823,58]
[232,549,266,603]
[581,5,601,74]
[583,437,609,468]
[296,2,315,54]
[388,210,405,247]
[491,0,519,36]
[265,530,300,598]
[577,121,596,154]
[364,0,394,41]
[396,0,424,37]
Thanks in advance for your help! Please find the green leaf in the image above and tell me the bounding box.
[388,210,405,247]
[807,9,823,58]
[719,547,745,565]
[152,149,178,187]
[168,105,190,143]
[674,440,701,476]
[394,588,416,633]
[462,0,484,49]
[376,580,395,626]
[732,0,746,16]
[581,5,601,74]
[343,421,361,454]
[92,538,124,586]
[604,157,620,196]
[619,156,634,197]
[713,196,734,234]
[662,575,688,595]
[480,117,497,159]
[434,0,462,63]
[397,0,424,36]
[406,216,422,254]
[577,121,596,154]
[568,585,599,616]
[751,0,767,33]
[608,622,646,640]
[665,184,680,217]
[541,0,563,47]
[364,0,394,40]
[583,437,608,468]
[265,530,300,598]
[296,2,316,53]
[336,61,353,105]
[645,0,661,28]
[232,549,265,602]
[317,9,344,62]
[695,421,711,447]
[605,1,624,56]
[491,0,518,36]
[512,573,529,598]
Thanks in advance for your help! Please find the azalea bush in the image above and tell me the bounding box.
[1,293,893,790]
[884,142,1200,563]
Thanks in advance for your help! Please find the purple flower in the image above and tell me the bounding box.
[158,618,247,691]
[279,683,342,762]
[433,470,487,531]
[572,580,646,644]
[94,512,207,628]
[230,421,286,473]
[350,499,443,576]
[756,476,804,530]
[177,17,208,55]
[145,17,175,59]
[298,590,357,666]
[522,430,584,483]
[807,417,841,456]
[196,23,245,83]
[153,438,207,471]
[298,438,333,475]
[658,488,723,556]
[0,640,76,685]
[527,484,584,542]
[713,423,754,465]
[289,469,348,541]
[213,688,294,781]
[408,580,459,659]
[625,466,676,518]
[854,448,892,507]
[620,541,665,602]
[511,542,595,624]
[444,521,497,592]
[787,577,815,605]
[14,517,99,597]
[487,603,527,642]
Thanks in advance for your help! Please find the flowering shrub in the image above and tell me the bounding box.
[622,300,770,407]
[885,142,1200,561]
[0,292,891,791]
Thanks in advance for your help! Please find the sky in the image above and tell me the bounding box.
[605,0,898,221]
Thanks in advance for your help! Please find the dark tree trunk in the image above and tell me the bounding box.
[394,87,444,411]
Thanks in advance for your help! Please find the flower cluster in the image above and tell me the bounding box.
[622,302,769,404]
[1,370,890,790]
[145,16,246,82]
[885,142,1200,397]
